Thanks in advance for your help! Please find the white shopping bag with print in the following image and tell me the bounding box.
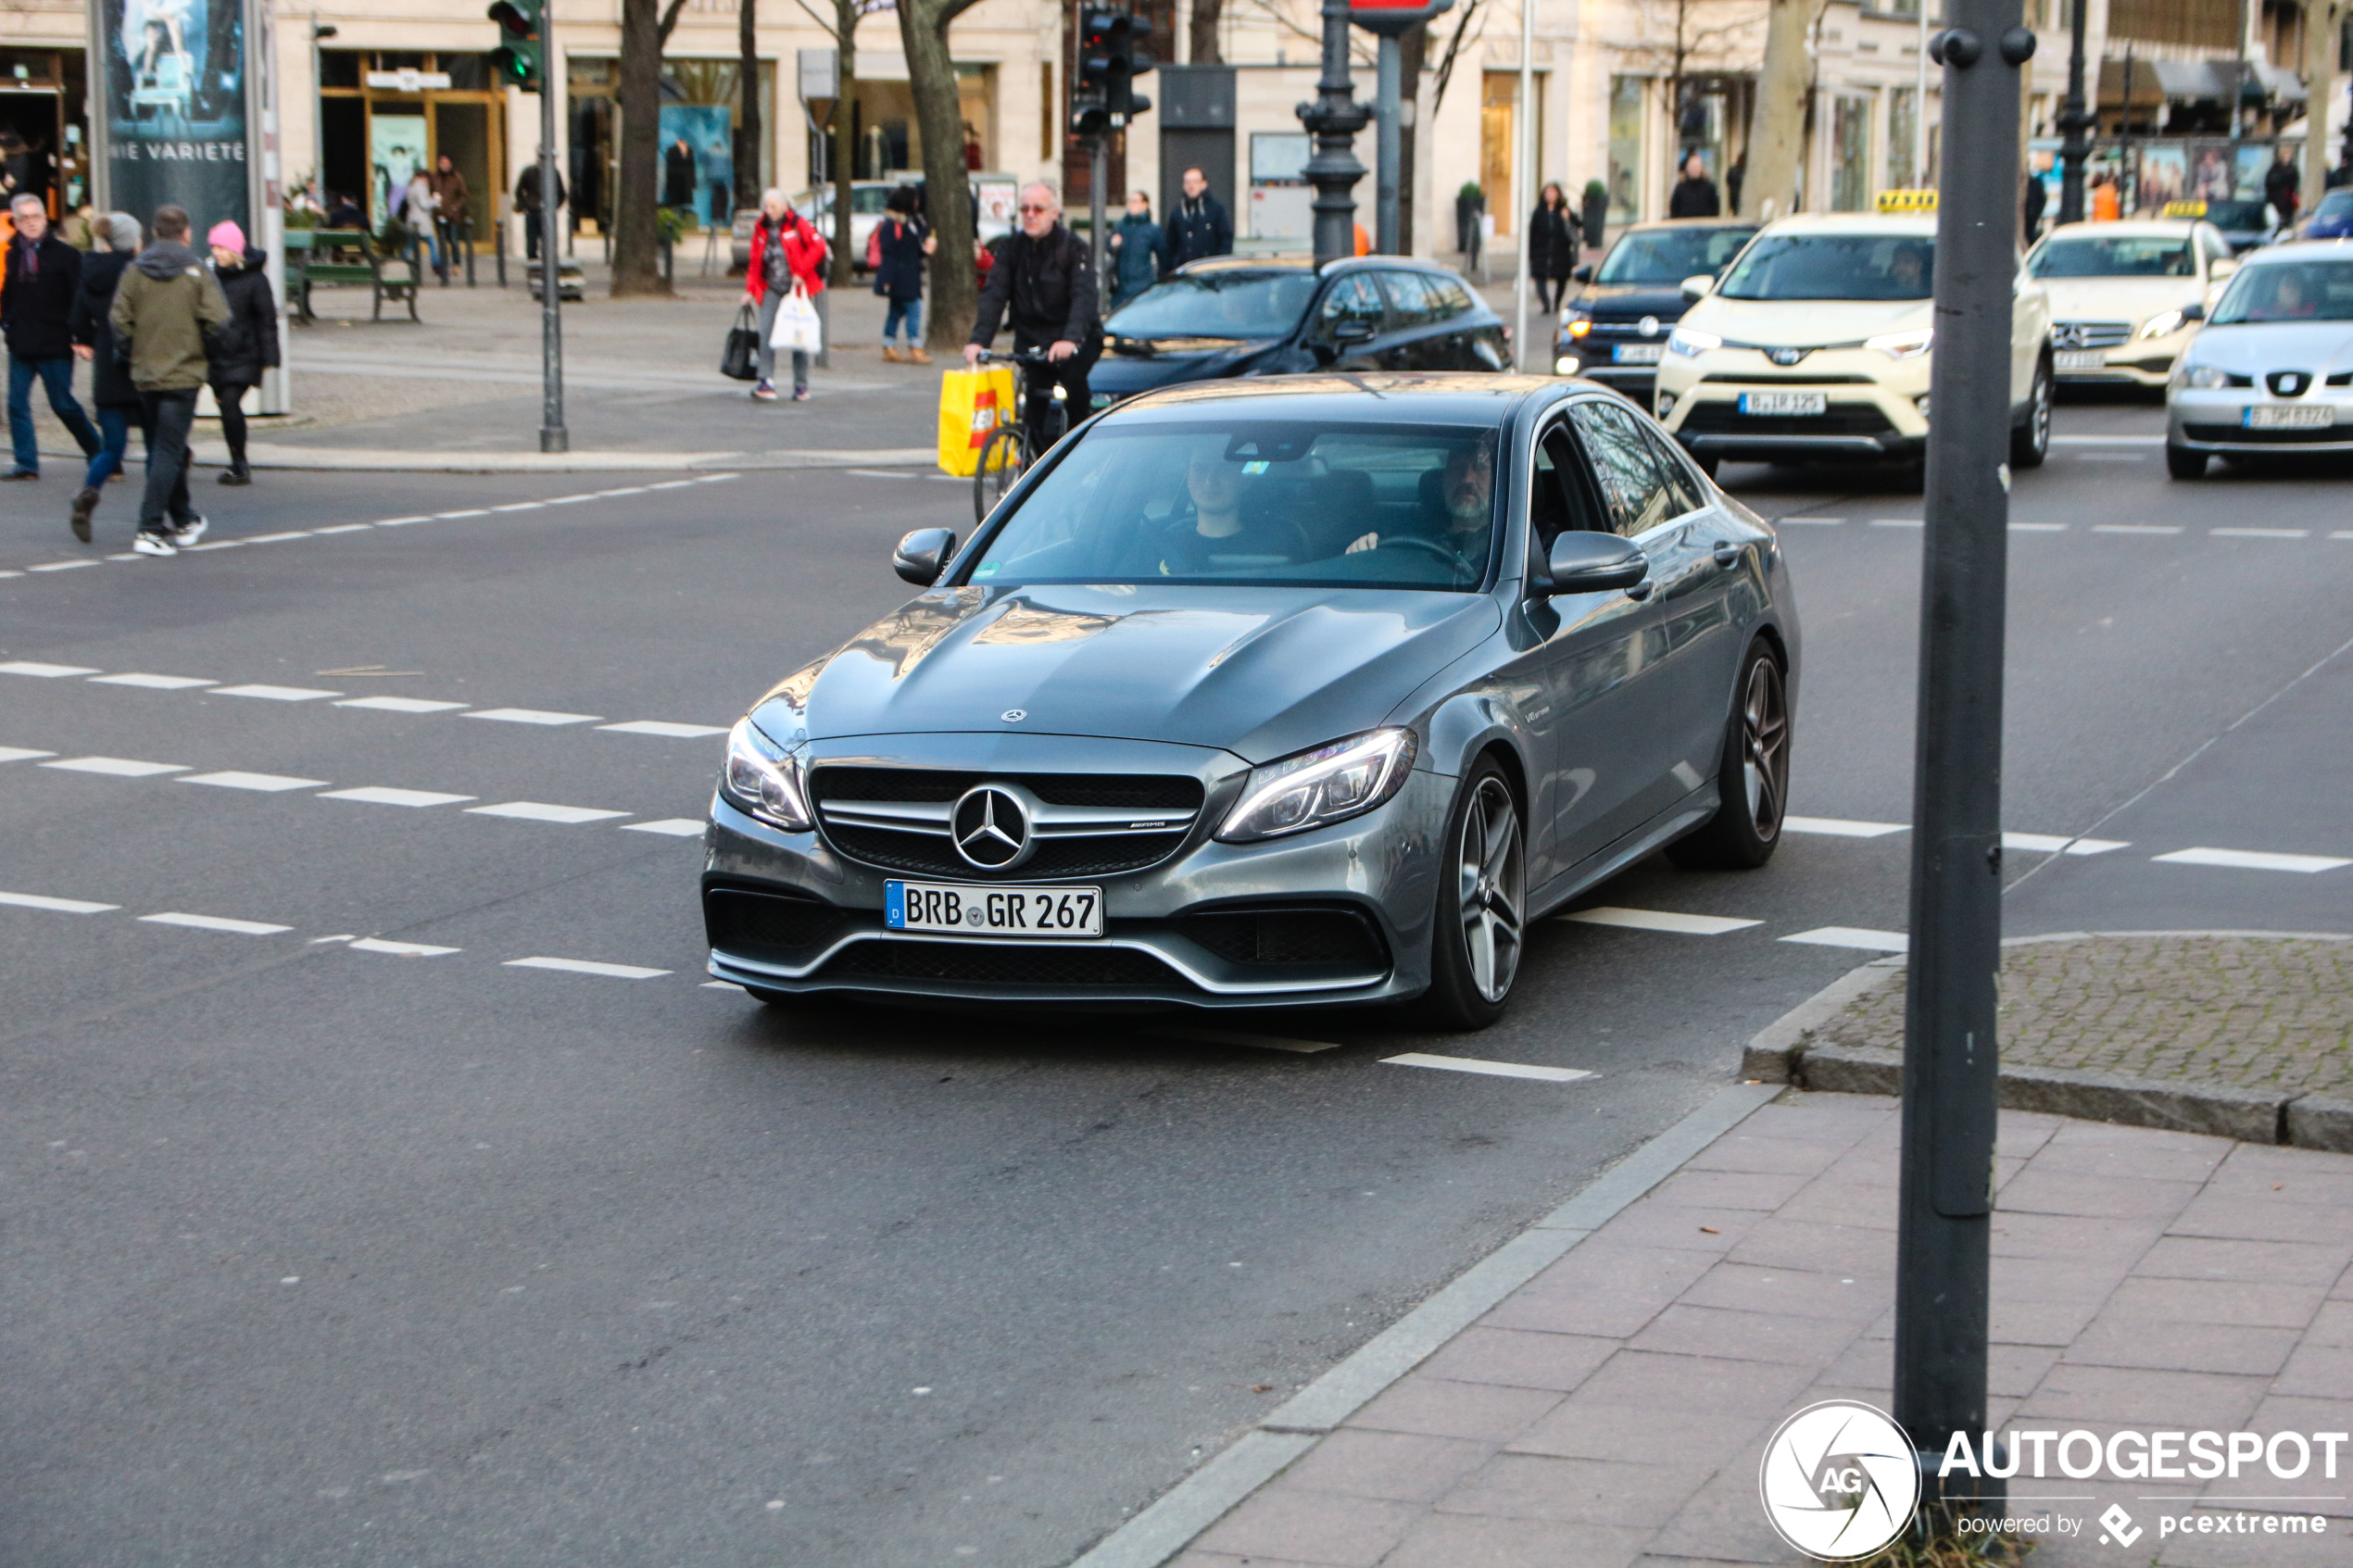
[769,293,824,353]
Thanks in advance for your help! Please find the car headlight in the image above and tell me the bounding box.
[1667,326,1720,358]
[1214,729,1417,844]
[1554,355,1581,375]
[1865,327,1934,360]
[1565,311,1592,338]
[2183,363,2232,389]
[2138,308,2189,339]
[721,717,812,831]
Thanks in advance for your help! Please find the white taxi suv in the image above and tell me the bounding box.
[1652,210,2054,479]
[2166,239,2353,478]
[2026,216,2240,389]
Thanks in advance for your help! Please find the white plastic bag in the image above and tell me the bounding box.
[769,292,824,353]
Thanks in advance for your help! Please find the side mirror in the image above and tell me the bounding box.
[1538,532,1650,596]
[1333,319,1378,345]
[2181,300,2205,322]
[1680,273,1714,303]
[892,526,959,585]
[1571,263,1593,283]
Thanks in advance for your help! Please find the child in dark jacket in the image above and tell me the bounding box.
[204,220,280,485]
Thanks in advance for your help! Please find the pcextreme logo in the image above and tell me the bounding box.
[1758,1400,1922,1562]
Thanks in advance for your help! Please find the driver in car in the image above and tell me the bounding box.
[1153,448,1311,576]
[1341,442,1496,566]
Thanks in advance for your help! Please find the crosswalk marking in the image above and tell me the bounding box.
[1781,927,1909,952]
[2153,847,2350,875]
[0,661,98,678]
[466,801,631,824]
[0,746,57,762]
[213,684,343,702]
[88,672,215,689]
[349,937,459,957]
[1383,1053,1593,1083]
[505,957,672,980]
[0,891,119,914]
[620,819,707,837]
[42,756,189,776]
[464,708,603,726]
[1783,816,1908,838]
[178,771,330,792]
[599,721,728,738]
[2002,832,2130,856]
[321,786,476,808]
[141,912,294,935]
[1563,906,1762,935]
[333,696,469,713]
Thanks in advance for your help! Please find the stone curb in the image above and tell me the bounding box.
[1747,933,2353,1154]
[1061,1080,1783,1568]
[41,441,940,474]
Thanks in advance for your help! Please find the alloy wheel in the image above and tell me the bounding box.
[1741,655,1790,841]
[1454,776,1525,1004]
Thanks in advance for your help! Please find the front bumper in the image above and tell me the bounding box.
[701,734,1451,1010]
[2169,388,2353,454]
[1655,345,1930,464]
[2054,332,2189,387]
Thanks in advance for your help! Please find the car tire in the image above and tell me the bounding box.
[1667,639,1792,872]
[2165,442,2208,480]
[1420,759,1526,1032]
[2009,357,2052,469]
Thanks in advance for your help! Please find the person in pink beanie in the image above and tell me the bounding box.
[203,219,277,484]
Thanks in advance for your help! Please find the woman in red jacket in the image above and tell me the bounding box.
[745,188,829,402]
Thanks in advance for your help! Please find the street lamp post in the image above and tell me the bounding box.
[311,16,337,200]
[2056,0,2089,224]
[539,2,567,453]
[1895,2,2036,1505]
[1296,0,1370,267]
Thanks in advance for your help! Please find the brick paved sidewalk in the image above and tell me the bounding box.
[1161,1092,2353,1568]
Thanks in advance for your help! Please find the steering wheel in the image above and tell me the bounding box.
[1378,535,1469,571]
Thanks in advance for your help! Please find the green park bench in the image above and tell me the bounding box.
[287,227,422,323]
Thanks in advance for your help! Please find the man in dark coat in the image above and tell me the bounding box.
[663,135,698,209]
[963,182,1102,450]
[2021,169,2047,241]
[67,212,144,543]
[2264,145,2301,227]
[1667,154,1721,219]
[1108,191,1168,307]
[515,164,567,260]
[2,191,103,481]
[1165,167,1233,268]
[204,219,280,486]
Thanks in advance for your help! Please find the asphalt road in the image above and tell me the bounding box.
[2,406,2348,1567]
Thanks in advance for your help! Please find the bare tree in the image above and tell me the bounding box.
[899,0,983,350]
[1427,0,1485,119]
[1743,0,1824,220]
[611,0,694,296]
[1189,0,1224,64]
[830,0,859,286]
[736,0,762,211]
[1613,0,1764,194]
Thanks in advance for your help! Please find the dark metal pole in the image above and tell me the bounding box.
[1375,33,1401,253]
[2120,46,2135,212]
[1296,0,1369,267]
[539,1,568,455]
[1089,133,1108,289]
[1896,4,2032,1507]
[2057,0,2089,223]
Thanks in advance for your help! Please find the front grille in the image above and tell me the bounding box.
[1696,371,1874,385]
[2053,320,2133,349]
[1173,907,1389,969]
[2327,371,2353,387]
[817,939,1187,990]
[705,887,856,960]
[810,767,1205,882]
[2183,422,2347,445]
[1680,402,1897,439]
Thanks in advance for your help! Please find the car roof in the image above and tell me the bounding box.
[1173,255,1478,281]
[1752,213,1939,238]
[1100,373,1560,427]
[2235,237,2353,265]
[1617,218,1761,233]
[2041,220,2201,240]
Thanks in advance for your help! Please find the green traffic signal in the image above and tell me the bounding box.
[486,0,544,89]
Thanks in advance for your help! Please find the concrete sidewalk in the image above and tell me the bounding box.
[1088,1081,2353,1566]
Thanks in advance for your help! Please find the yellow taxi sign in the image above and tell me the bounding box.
[2161,198,2208,218]
[1876,188,1938,213]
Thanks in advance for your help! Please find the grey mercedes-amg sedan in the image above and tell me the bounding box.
[703,375,1800,1027]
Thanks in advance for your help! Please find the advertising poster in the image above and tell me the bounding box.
[2135,144,2185,212]
[658,103,734,226]
[2233,142,2271,200]
[97,0,250,237]
[2191,142,2236,200]
[371,113,424,227]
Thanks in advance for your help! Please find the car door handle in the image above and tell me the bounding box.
[1712,543,1740,569]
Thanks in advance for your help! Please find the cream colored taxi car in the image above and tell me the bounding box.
[1653,211,2054,477]
[2025,216,2239,389]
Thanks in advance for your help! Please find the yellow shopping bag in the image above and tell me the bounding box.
[937,365,1018,477]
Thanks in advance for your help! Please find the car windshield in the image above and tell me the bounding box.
[1717,233,1934,300]
[2030,235,2195,277]
[1105,273,1321,339]
[963,421,1500,592]
[2208,259,2353,324]
[1596,227,1758,283]
[2204,200,2269,231]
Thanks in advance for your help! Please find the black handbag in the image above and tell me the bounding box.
[721,302,760,382]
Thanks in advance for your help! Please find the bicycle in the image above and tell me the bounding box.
[970,347,1071,525]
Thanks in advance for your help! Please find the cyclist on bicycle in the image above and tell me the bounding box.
[963,182,1102,452]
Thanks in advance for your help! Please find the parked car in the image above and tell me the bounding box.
[702,375,1798,1024]
[1088,257,1508,411]
[791,176,1016,270]
[2166,196,2285,255]
[2025,218,2240,389]
[2297,186,2353,241]
[2165,239,2353,477]
[1554,219,1760,401]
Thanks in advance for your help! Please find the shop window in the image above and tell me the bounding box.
[320,49,361,90]
[1888,87,1918,189]
[1608,76,1646,226]
[443,55,489,92]
[1831,94,1873,211]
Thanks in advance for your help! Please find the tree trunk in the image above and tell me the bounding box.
[1189,0,1224,65]
[832,0,859,287]
[1743,0,1822,220]
[2306,0,2342,226]
[611,0,670,295]
[1399,21,1425,251]
[900,0,981,350]
[736,0,761,211]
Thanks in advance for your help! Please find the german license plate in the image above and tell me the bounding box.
[2246,405,2335,429]
[885,880,1103,938]
[1739,391,1827,416]
[1612,343,1663,365]
[2055,350,2106,370]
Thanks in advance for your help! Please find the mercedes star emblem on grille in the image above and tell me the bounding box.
[2057,323,2087,348]
[951,785,1032,870]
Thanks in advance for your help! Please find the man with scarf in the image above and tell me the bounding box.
[963,182,1101,451]
[109,204,227,556]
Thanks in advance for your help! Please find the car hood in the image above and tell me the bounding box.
[752,583,1500,764]
[2182,320,2353,374]
[1092,336,1285,394]
[1575,282,1692,321]
[1684,295,1931,346]
[2040,276,2204,322]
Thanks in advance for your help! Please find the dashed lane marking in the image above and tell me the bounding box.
[376,515,434,526]
[1777,516,1845,525]
[1781,927,1910,952]
[1147,1025,1341,1054]
[2153,847,2351,875]
[620,819,706,837]
[2091,524,2183,535]
[464,708,602,726]
[89,672,216,689]
[349,937,459,957]
[213,684,342,702]
[1869,518,1924,529]
[465,801,631,824]
[599,720,728,738]
[333,696,469,713]
[2211,527,2309,539]
[504,956,672,980]
[1563,906,1763,935]
[244,531,314,544]
[435,509,492,519]
[1783,816,1909,838]
[2010,522,2068,533]
[41,756,189,776]
[27,559,101,572]
[140,911,294,935]
[2005,832,2131,856]
[0,661,98,677]
[179,771,333,792]
[320,786,476,808]
[0,891,120,914]
[1382,1053,1594,1083]
[312,523,373,534]
[490,502,545,512]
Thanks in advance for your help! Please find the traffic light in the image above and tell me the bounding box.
[1070,89,1111,138]
[1075,6,1154,131]
[487,0,545,89]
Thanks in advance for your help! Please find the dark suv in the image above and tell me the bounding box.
[1554,220,1758,401]
[1088,257,1509,408]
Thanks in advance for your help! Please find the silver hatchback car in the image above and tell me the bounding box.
[703,376,1801,1026]
[2168,240,2353,478]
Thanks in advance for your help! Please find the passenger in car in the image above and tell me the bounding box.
[1152,447,1313,574]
